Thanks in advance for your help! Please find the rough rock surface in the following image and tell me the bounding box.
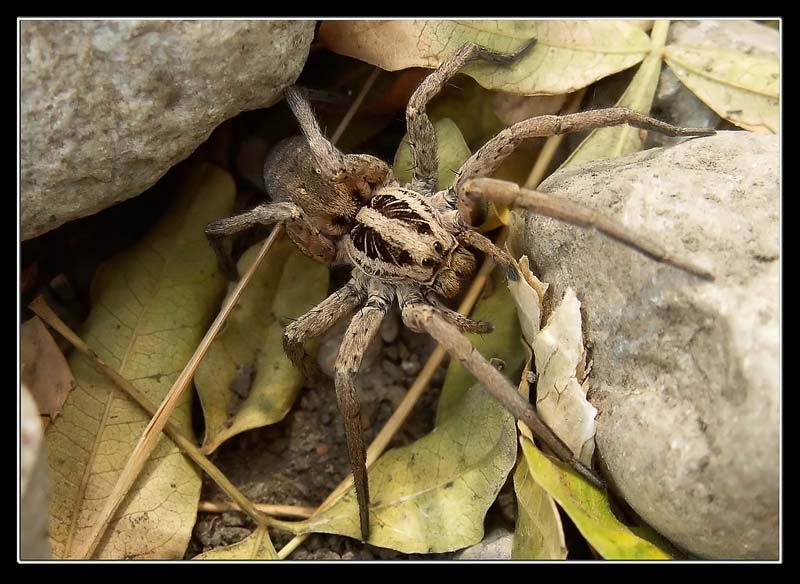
[524,131,779,559]
[454,528,513,560]
[21,20,315,240]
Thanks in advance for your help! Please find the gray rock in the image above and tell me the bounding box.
[455,528,513,560]
[523,132,779,559]
[21,20,315,240]
[650,20,780,146]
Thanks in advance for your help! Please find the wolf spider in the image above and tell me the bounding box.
[205,39,714,541]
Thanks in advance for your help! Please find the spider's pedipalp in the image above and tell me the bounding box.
[334,282,394,541]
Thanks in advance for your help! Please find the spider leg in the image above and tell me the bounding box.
[400,301,605,489]
[452,108,714,194]
[284,86,347,180]
[425,293,494,334]
[462,177,714,280]
[456,230,518,276]
[406,39,537,195]
[334,283,394,541]
[283,279,365,389]
[205,202,337,279]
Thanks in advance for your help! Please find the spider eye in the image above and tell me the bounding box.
[433,241,443,254]
[417,224,432,236]
[422,258,436,268]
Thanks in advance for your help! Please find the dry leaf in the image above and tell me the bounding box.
[562,20,670,168]
[532,288,597,465]
[21,315,76,426]
[193,526,278,560]
[46,162,235,559]
[512,451,567,559]
[664,45,779,133]
[319,20,651,95]
[195,237,329,453]
[520,438,672,559]
[296,382,517,553]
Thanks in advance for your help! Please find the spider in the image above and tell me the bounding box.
[205,39,714,541]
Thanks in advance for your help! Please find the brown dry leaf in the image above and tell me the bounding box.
[45,162,235,559]
[21,315,76,427]
[319,20,651,95]
[664,45,779,132]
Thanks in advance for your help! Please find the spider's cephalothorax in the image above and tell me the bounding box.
[346,188,477,299]
[205,38,715,541]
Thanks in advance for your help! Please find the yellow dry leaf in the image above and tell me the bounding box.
[319,20,651,95]
[296,382,517,553]
[193,526,278,560]
[562,20,671,168]
[46,162,235,559]
[195,237,329,453]
[664,45,779,133]
[520,437,672,559]
[512,452,567,559]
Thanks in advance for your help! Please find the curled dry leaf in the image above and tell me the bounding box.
[506,259,566,560]
[193,526,278,560]
[520,438,672,559]
[319,20,651,95]
[195,237,329,454]
[21,315,76,427]
[45,162,235,559]
[664,45,779,133]
[295,268,521,553]
[532,288,597,465]
[562,20,670,169]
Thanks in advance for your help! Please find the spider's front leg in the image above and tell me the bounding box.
[205,202,337,279]
[399,297,604,488]
[460,177,713,280]
[406,38,537,195]
[451,110,715,195]
[334,281,395,541]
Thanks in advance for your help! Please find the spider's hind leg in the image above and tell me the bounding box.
[406,39,537,195]
[333,282,394,541]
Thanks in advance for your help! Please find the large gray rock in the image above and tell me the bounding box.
[524,131,778,559]
[21,20,315,240]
